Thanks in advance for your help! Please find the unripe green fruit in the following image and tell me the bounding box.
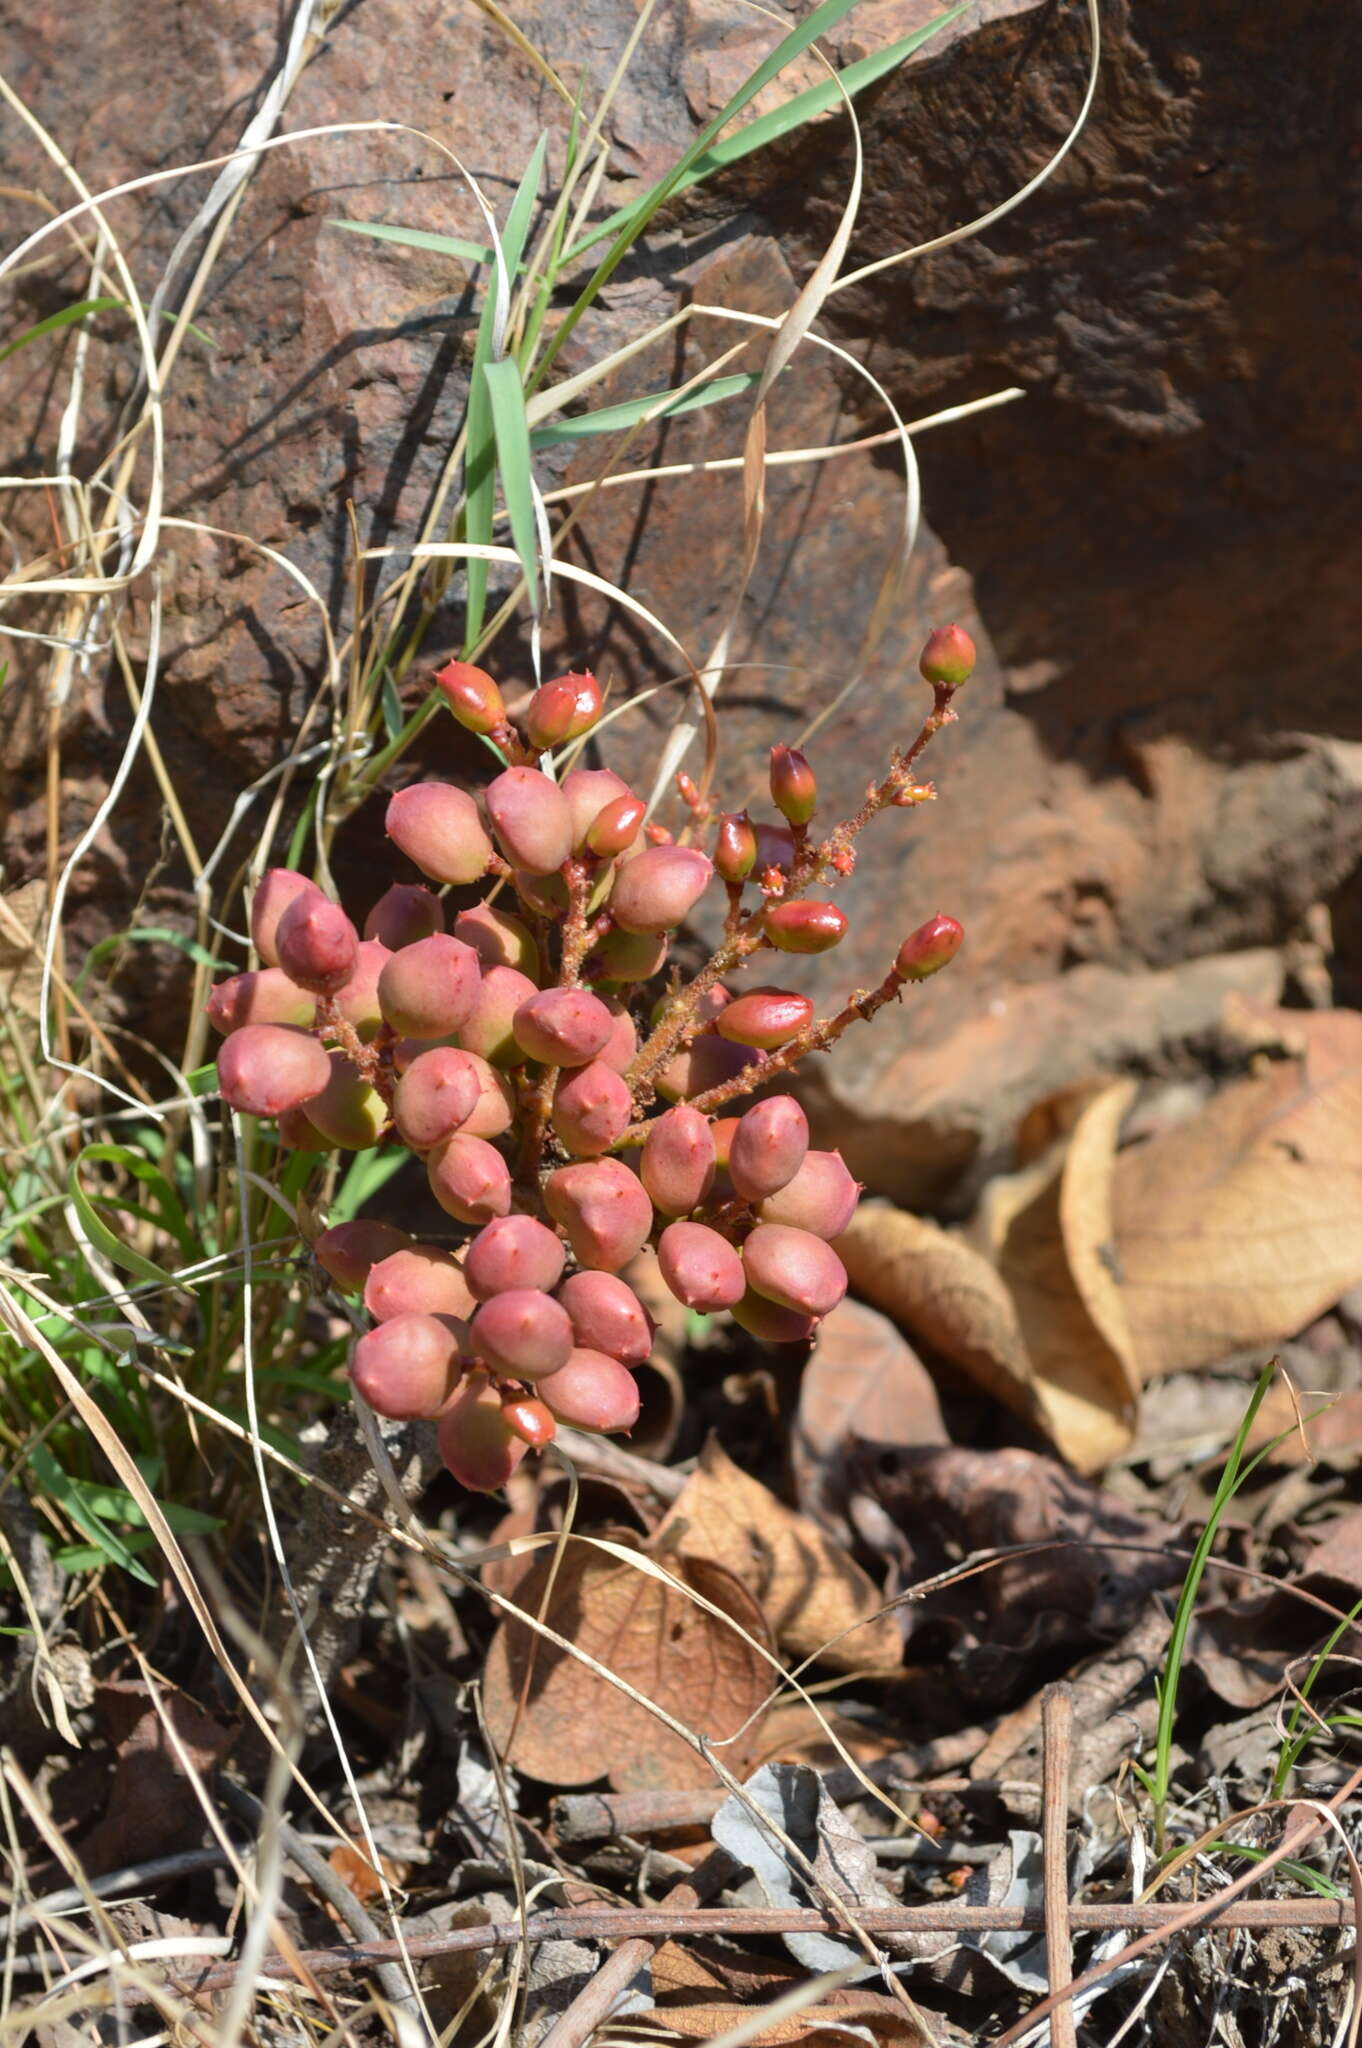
[592,926,668,984]
[428,1132,513,1225]
[657,1220,745,1312]
[556,1271,654,1365]
[714,988,813,1050]
[206,968,315,1035]
[314,1219,409,1293]
[918,622,976,689]
[364,882,443,950]
[364,1245,477,1323]
[485,766,574,875]
[275,892,359,996]
[217,1024,331,1118]
[304,1052,387,1149]
[386,783,493,886]
[762,901,847,955]
[351,1313,464,1420]
[742,1223,847,1317]
[535,1349,641,1433]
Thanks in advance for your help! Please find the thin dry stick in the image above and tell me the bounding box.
[1040,1684,1077,2048]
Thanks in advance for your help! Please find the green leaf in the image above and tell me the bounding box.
[78,925,221,989]
[27,1443,157,1587]
[0,297,124,366]
[327,218,498,268]
[69,1478,222,1536]
[567,3,971,263]
[530,371,758,448]
[483,356,540,615]
[76,1142,193,1257]
[330,1145,410,1224]
[68,1152,178,1288]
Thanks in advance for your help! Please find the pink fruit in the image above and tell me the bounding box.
[351,1314,464,1419]
[458,965,539,1067]
[535,1349,641,1433]
[523,670,602,750]
[275,893,359,996]
[364,1245,476,1323]
[656,1033,758,1105]
[386,782,493,886]
[895,914,964,981]
[552,1061,632,1156]
[460,1055,517,1138]
[513,987,614,1068]
[657,1220,745,1312]
[714,989,812,1051]
[608,845,713,935]
[332,939,390,1037]
[757,1149,861,1238]
[729,1286,817,1344]
[556,1271,654,1365]
[437,1374,528,1490]
[592,926,668,984]
[314,1219,409,1293]
[304,1053,387,1149]
[501,1395,557,1447]
[454,901,539,975]
[728,1096,808,1203]
[742,1223,847,1317]
[641,1105,716,1216]
[762,901,847,954]
[217,1025,331,1117]
[484,766,573,875]
[586,792,645,858]
[251,868,320,966]
[769,746,817,826]
[434,659,506,734]
[918,622,976,688]
[206,968,315,1035]
[427,1133,513,1225]
[544,1159,653,1272]
[364,883,444,949]
[597,998,638,1075]
[465,1215,566,1300]
[562,767,630,852]
[378,934,480,1039]
[471,1288,573,1380]
[392,1045,481,1151]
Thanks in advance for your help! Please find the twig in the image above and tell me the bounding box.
[0,1846,234,1942]
[1040,1684,1077,2048]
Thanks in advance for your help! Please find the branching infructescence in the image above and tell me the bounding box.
[209,630,975,1492]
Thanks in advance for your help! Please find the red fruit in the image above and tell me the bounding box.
[484,766,573,875]
[657,1220,745,1312]
[894,914,964,981]
[715,989,813,1051]
[729,1286,817,1345]
[592,926,668,984]
[757,1149,861,1238]
[460,1054,517,1138]
[597,998,638,1076]
[742,1224,847,1317]
[275,893,359,996]
[392,1045,482,1151]
[304,1052,388,1149]
[364,1245,476,1323]
[364,882,444,949]
[562,767,630,852]
[206,968,315,1035]
[728,1095,809,1203]
[332,938,390,1037]
[217,1024,330,1117]
[428,1133,513,1225]
[544,1159,653,1271]
[250,869,320,967]
[556,1271,654,1365]
[587,792,645,859]
[656,1033,758,1105]
[535,1349,641,1433]
[762,901,847,955]
[918,623,976,689]
[458,965,539,1067]
[552,1060,632,1156]
[435,659,506,734]
[314,1219,409,1293]
[524,670,602,751]
[501,1395,557,1448]
[714,811,758,884]
[386,782,493,886]
[378,933,480,1039]
[753,821,795,874]
[437,1373,529,1490]
[769,746,817,827]
[465,1215,566,1300]
[641,1105,716,1216]
[513,987,614,1068]
[351,1314,464,1419]
[471,1288,573,1379]
[453,901,539,975]
[608,845,713,936]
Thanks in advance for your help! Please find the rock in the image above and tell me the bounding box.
[4,0,1362,1210]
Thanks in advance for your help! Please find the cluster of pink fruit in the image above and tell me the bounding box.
[210,626,975,1490]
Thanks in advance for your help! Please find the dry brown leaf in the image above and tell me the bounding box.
[835,1202,1041,1427]
[481,1532,773,1790]
[791,1298,946,1538]
[1112,1009,1362,1378]
[994,1079,1140,1471]
[656,1438,901,1674]
[648,1941,925,2044]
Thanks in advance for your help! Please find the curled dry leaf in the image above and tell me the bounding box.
[657,1437,902,1674]
[481,1531,774,1790]
[647,1938,927,2045]
[1112,1008,1362,1378]
[792,1298,947,1541]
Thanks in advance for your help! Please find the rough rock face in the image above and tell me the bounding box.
[3,0,1360,1207]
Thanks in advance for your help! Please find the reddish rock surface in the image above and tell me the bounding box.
[3,0,1360,1205]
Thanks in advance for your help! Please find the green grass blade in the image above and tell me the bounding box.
[78,925,220,989]
[27,1443,157,1587]
[483,356,541,614]
[327,218,497,268]
[529,370,758,448]
[68,1153,179,1288]
[331,1146,411,1223]
[566,3,971,263]
[0,296,124,365]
